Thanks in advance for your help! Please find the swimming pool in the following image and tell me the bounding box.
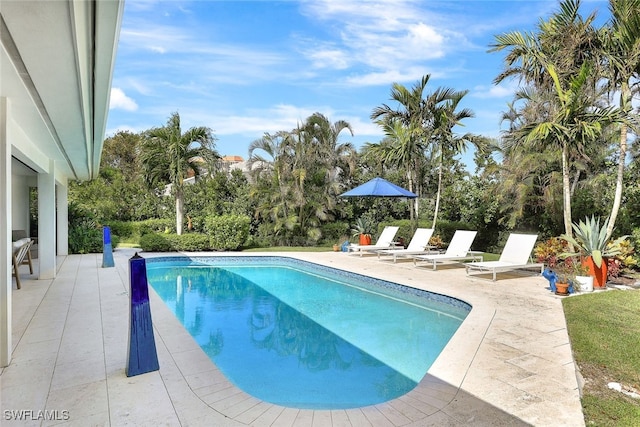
[146,256,470,409]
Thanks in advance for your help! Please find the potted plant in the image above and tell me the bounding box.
[552,261,575,296]
[560,216,628,289]
[573,262,593,293]
[351,217,375,246]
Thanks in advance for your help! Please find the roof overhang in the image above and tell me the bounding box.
[1,0,123,181]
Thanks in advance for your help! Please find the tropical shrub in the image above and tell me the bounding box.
[428,235,445,249]
[106,220,135,239]
[433,220,474,244]
[69,221,103,254]
[612,238,637,272]
[630,228,640,267]
[138,218,175,235]
[68,201,121,254]
[320,221,350,245]
[534,237,569,267]
[204,214,250,250]
[171,233,211,251]
[139,233,173,252]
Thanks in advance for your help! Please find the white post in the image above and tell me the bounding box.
[57,182,68,256]
[0,97,12,367]
[38,160,56,279]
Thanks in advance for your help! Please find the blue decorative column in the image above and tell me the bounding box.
[101,226,115,268]
[126,253,159,377]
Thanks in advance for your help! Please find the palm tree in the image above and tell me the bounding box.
[374,118,423,221]
[360,139,394,177]
[600,0,640,239]
[372,76,434,220]
[429,88,475,228]
[248,131,297,241]
[303,112,357,187]
[248,114,355,244]
[140,112,219,235]
[512,63,621,236]
[491,0,600,89]
[371,76,475,225]
[489,0,616,237]
[371,76,439,220]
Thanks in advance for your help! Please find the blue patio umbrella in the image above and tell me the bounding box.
[339,177,417,198]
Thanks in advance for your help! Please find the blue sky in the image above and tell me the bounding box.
[107,0,610,168]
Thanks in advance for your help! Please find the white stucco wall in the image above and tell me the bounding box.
[11,174,30,234]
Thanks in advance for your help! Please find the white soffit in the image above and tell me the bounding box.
[0,0,123,181]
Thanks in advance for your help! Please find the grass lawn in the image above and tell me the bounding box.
[563,290,640,426]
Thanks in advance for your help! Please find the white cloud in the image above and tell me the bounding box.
[473,81,518,99]
[109,88,138,111]
[204,104,321,136]
[298,0,467,86]
[307,47,350,70]
[345,66,446,87]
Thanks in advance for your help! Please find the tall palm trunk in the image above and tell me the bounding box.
[176,187,184,235]
[432,151,443,229]
[561,142,572,238]
[407,170,416,221]
[606,82,630,240]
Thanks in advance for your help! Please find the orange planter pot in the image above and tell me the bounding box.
[582,256,608,289]
[359,234,371,245]
[555,282,570,296]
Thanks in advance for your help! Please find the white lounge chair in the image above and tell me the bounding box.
[465,233,543,281]
[377,228,435,262]
[413,230,481,270]
[12,238,34,289]
[348,226,399,256]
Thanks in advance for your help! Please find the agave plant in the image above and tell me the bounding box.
[561,216,628,268]
[350,217,376,238]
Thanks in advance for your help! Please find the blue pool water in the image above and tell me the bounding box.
[146,256,470,409]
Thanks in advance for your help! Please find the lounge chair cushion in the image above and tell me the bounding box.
[13,238,31,251]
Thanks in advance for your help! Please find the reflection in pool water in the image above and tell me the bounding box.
[147,257,469,409]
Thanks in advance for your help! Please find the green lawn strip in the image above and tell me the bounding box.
[563,290,640,426]
[582,395,640,427]
[478,252,500,262]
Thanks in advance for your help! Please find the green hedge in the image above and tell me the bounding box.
[320,221,350,245]
[105,219,175,239]
[172,233,211,251]
[105,220,135,238]
[139,232,211,252]
[137,219,174,235]
[139,233,174,252]
[204,214,250,250]
[69,224,120,254]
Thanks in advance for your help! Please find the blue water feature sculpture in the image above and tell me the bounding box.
[542,268,557,293]
[101,226,115,268]
[126,253,159,376]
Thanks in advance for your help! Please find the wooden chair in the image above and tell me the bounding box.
[12,239,33,289]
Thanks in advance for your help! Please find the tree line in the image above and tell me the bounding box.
[70,0,640,253]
